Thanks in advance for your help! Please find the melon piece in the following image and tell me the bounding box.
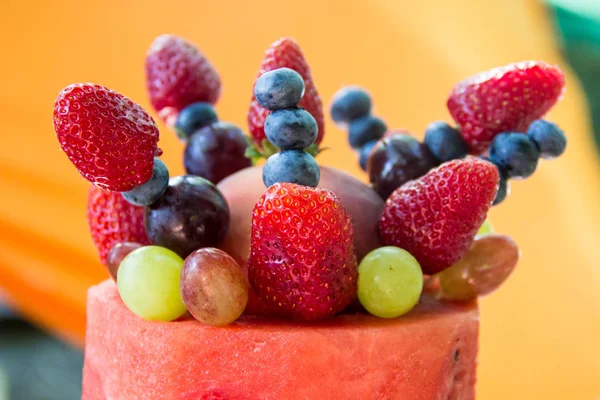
[83,280,478,400]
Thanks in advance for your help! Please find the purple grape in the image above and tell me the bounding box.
[367,134,439,199]
[146,175,230,258]
[184,122,252,184]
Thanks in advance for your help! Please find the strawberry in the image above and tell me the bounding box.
[379,157,498,274]
[87,185,150,265]
[145,34,221,126]
[447,61,565,154]
[248,37,324,149]
[54,83,160,192]
[247,183,357,321]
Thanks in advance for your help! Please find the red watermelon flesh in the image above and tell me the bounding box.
[83,280,478,400]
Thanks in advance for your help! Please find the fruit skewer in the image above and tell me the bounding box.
[52,35,567,327]
[331,62,567,205]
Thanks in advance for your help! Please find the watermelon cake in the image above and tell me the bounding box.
[51,35,566,399]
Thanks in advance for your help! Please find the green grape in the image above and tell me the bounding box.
[117,245,187,321]
[438,235,520,301]
[476,219,494,237]
[357,246,423,318]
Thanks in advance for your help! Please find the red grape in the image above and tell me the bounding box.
[106,242,142,281]
[181,248,248,325]
[438,235,520,301]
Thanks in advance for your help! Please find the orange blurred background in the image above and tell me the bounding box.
[0,0,599,398]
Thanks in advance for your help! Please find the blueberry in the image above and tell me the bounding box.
[175,102,218,140]
[330,86,372,124]
[368,135,439,199]
[262,150,320,188]
[480,157,511,205]
[348,115,387,149]
[527,120,567,159]
[424,121,468,162]
[490,132,540,179]
[264,108,318,150]
[184,122,252,184]
[359,139,379,171]
[254,68,305,111]
[122,158,169,206]
[494,171,510,205]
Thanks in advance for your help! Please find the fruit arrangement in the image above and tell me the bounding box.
[53,35,567,329]
[334,63,567,203]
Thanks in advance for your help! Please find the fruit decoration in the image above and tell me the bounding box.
[330,86,372,125]
[247,183,357,320]
[122,158,170,206]
[255,68,321,188]
[424,121,468,163]
[248,37,325,153]
[53,35,568,329]
[332,62,567,205]
[330,86,388,171]
[367,134,438,199]
[54,83,160,192]
[145,175,230,259]
[379,158,499,274]
[437,234,520,301]
[447,61,565,154]
[357,246,423,318]
[145,34,221,126]
[105,242,142,281]
[117,245,187,321]
[181,248,248,326]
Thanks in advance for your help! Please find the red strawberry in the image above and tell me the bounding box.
[379,157,498,274]
[145,34,221,126]
[447,61,565,154]
[87,185,151,265]
[54,83,160,192]
[247,183,357,321]
[248,37,324,148]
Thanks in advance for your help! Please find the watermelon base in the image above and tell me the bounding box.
[83,280,478,400]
